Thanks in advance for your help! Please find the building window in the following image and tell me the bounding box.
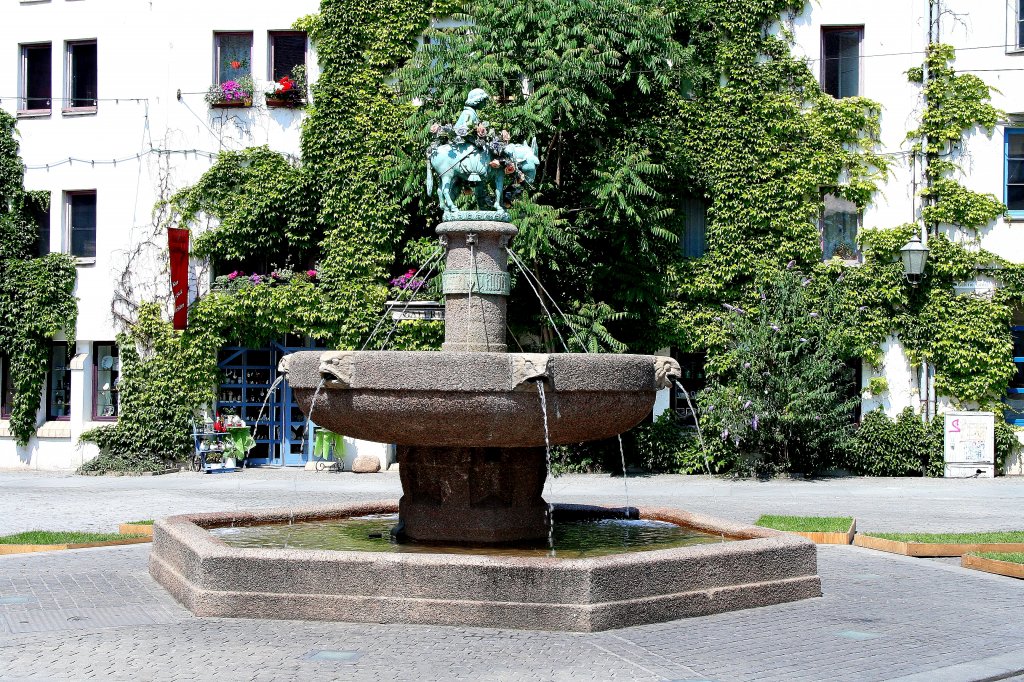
[66,40,97,110]
[1006,129,1024,215]
[27,191,50,256]
[1009,326,1024,425]
[66,191,96,259]
[0,355,12,420]
[215,32,252,84]
[821,194,860,261]
[821,27,862,98]
[93,343,118,420]
[47,342,71,421]
[19,43,51,112]
[1017,1,1024,50]
[269,31,306,82]
[680,197,707,258]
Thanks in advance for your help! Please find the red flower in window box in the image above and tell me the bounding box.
[230,60,242,69]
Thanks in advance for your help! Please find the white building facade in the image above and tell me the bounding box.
[1,0,1022,470]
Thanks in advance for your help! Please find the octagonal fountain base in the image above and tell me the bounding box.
[149,501,821,632]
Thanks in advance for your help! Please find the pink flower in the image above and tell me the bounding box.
[500,130,510,142]
[227,271,238,281]
[306,269,317,278]
[430,123,441,134]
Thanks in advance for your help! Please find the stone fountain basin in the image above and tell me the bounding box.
[149,501,822,632]
[280,351,673,447]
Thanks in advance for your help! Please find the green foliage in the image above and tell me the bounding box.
[633,412,722,474]
[866,377,888,396]
[848,408,935,477]
[755,515,853,533]
[0,111,78,446]
[400,0,693,351]
[169,147,317,269]
[80,304,221,466]
[699,268,859,475]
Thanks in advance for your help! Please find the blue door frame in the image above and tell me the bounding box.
[217,339,327,466]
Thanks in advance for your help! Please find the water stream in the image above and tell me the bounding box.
[617,434,631,515]
[467,240,477,346]
[506,249,570,353]
[254,374,285,441]
[377,254,444,351]
[536,380,556,556]
[506,248,584,352]
[672,378,713,476]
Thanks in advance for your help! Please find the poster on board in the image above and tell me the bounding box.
[943,411,994,478]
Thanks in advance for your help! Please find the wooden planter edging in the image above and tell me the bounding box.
[0,536,151,556]
[854,534,1024,557]
[962,554,1024,579]
[119,524,154,536]
[789,519,856,545]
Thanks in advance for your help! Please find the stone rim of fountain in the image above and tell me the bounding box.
[149,502,822,632]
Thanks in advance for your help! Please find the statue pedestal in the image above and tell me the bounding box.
[396,445,549,544]
[438,221,517,353]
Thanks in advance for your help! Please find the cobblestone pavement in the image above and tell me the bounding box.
[0,543,1022,681]
[1,472,1024,680]
[2,470,1024,535]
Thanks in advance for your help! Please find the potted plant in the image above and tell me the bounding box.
[205,75,255,109]
[265,66,307,108]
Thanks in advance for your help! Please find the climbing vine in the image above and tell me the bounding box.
[0,111,78,446]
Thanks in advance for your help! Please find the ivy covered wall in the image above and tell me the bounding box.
[81,0,1022,470]
[0,111,78,447]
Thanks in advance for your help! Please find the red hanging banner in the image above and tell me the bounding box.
[167,227,189,330]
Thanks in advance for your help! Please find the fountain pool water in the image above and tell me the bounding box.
[211,513,728,558]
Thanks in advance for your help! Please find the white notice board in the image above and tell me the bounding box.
[943,412,994,465]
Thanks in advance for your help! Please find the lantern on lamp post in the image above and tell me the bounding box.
[899,233,929,285]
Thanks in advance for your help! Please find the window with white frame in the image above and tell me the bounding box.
[1017,1,1024,50]
[821,194,860,261]
[47,342,71,421]
[65,40,97,110]
[93,342,119,420]
[20,43,51,112]
[66,191,96,259]
[215,32,252,84]
[821,27,862,98]
[1007,129,1024,216]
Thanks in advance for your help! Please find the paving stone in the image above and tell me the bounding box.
[1,472,1023,680]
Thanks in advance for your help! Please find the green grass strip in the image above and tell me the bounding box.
[970,551,1024,564]
[867,531,1024,544]
[755,515,853,533]
[0,530,144,545]
[125,520,154,525]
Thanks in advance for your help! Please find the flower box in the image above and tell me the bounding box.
[210,99,252,109]
[266,98,305,109]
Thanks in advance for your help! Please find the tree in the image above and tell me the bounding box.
[698,267,859,475]
[399,0,694,351]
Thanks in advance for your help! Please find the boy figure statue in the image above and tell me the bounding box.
[455,88,490,131]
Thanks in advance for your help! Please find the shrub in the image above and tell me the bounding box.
[850,408,932,476]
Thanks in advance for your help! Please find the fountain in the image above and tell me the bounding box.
[149,90,821,631]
